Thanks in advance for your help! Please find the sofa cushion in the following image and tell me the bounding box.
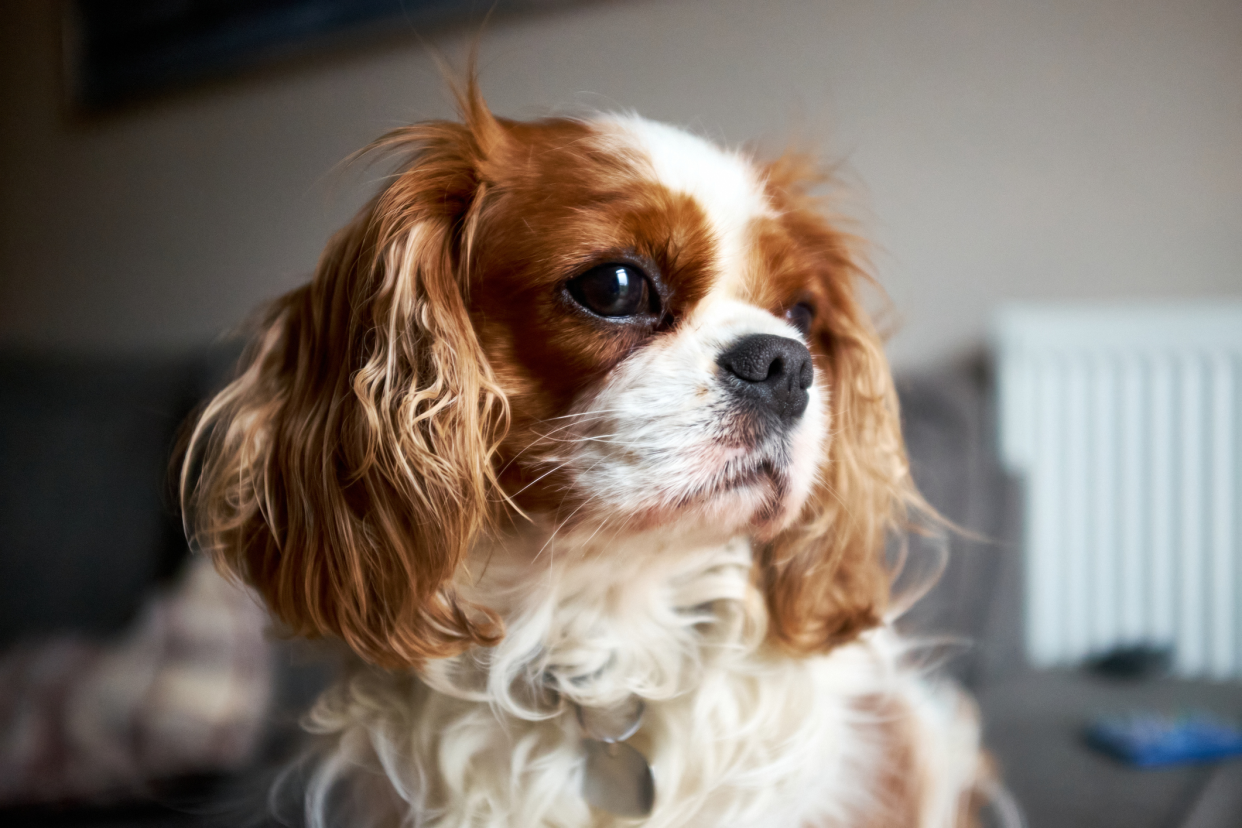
[0,352,200,644]
[896,360,1026,688]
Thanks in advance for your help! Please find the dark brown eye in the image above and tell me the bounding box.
[567,263,655,318]
[786,302,815,337]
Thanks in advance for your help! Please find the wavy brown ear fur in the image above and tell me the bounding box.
[181,82,509,669]
[759,152,921,654]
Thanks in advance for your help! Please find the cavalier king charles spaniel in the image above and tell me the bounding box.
[182,78,993,827]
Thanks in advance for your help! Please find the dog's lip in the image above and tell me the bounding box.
[695,457,783,500]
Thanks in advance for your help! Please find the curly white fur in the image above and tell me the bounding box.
[294,523,982,828]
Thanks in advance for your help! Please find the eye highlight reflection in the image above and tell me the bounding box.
[567,263,656,318]
[785,302,815,337]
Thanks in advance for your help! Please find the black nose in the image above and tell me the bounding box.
[716,334,813,422]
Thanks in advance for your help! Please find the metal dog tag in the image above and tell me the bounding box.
[575,696,645,743]
[583,739,655,818]
[574,696,654,816]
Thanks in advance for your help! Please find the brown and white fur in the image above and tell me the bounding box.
[182,79,994,827]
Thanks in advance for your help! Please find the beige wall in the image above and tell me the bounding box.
[1,0,1239,368]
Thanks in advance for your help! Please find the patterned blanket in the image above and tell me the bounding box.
[0,557,272,804]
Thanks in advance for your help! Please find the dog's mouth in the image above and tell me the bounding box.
[602,459,788,537]
[703,457,783,498]
[671,454,791,526]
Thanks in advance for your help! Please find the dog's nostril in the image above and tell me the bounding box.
[798,359,813,390]
[717,334,813,422]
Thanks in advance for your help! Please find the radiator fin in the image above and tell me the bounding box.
[996,306,1242,679]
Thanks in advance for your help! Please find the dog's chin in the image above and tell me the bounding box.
[698,467,810,541]
[609,461,811,542]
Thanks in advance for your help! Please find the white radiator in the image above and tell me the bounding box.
[996,304,1242,679]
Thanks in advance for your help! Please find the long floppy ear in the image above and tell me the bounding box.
[181,87,509,669]
[759,153,922,655]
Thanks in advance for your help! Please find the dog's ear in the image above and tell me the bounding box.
[758,153,919,655]
[182,85,510,668]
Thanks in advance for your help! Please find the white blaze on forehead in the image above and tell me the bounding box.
[595,115,774,296]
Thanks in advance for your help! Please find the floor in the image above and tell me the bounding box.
[979,670,1242,828]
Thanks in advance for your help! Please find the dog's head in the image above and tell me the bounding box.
[183,83,915,669]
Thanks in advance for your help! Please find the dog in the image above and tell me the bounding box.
[182,77,993,827]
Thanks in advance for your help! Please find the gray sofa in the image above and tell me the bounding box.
[900,362,1242,828]
[0,347,1238,826]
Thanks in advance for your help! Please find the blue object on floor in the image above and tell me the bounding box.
[1085,712,1242,767]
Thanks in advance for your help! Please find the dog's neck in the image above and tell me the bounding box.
[426,521,767,715]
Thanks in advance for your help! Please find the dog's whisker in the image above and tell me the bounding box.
[539,408,629,423]
[502,460,574,501]
[532,491,600,563]
[495,413,623,474]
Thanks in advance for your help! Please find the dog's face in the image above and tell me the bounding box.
[470,116,829,538]
[184,87,913,668]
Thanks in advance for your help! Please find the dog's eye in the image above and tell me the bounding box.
[786,302,815,337]
[567,264,654,318]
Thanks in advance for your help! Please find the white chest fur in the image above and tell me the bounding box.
[297,531,981,828]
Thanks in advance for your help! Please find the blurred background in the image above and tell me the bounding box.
[2,0,1239,366]
[0,1,1239,826]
